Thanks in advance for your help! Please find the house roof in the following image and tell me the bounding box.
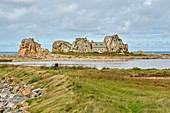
[92,42,106,48]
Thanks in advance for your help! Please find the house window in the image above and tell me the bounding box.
[95,49,97,51]
[99,49,100,50]
[102,49,104,50]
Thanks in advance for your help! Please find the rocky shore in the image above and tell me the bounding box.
[0,78,47,113]
[0,53,170,62]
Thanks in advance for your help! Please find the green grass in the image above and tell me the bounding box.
[0,64,169,113]
[51,51,148,56]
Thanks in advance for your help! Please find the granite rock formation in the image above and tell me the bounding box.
[104,34,128,52]
[17,38,49,56]
[52,40,71,53]
[71,38,92,53]
[138,50,144,54]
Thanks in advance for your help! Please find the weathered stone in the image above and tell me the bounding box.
[0,78,47,112]
[71,38,92,53]
[7,102,16,109]
[0,102,5,108]
[3,83,9,87]
[0,99,7,102]
[0,92,9,98]
[52,40,72,53]
[42,90,47,94]
[12,82,17,85]
[19,106,30,111]
[21,101,29,107]
[104,34,128,52]
[22,88,31,97]
[3,108,11,113]
[17,38,49,56]
[138,50,144,54]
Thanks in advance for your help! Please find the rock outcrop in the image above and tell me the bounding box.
[17,38,49,56]
[104,34,128,52]
[52,40,71,53]
[138,50,144,54]
[70,38,92,53]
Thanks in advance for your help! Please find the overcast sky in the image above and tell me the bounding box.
[0,0,170,52]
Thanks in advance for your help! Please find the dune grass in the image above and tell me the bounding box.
[0,65,169,113]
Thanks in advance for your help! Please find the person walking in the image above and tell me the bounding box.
[54,63,58,70]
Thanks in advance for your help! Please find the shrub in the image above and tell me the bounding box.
[28,79,38,84]
[8,79,13,82]
[132,67,141,70]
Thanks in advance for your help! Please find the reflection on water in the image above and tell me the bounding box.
[0,59,170,69]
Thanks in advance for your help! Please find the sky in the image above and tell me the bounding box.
[0,0,170,52]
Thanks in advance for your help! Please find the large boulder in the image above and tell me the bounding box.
[138,50,144,54]
[70,38,92,53]
[17,38,49,56]
[104,34,128,52]
[52,40,71,53]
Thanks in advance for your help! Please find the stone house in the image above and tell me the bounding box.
[92,41,107,53]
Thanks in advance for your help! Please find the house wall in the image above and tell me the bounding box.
[92,47,107,52]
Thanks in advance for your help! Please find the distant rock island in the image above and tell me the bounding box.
[17,38,49,56]
[52,34,128,53]
[17,34,128,56]
[104,34,128,52]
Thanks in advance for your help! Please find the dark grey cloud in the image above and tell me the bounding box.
[0,0,169,51]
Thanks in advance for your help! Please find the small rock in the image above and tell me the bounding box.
[0,78,47,112]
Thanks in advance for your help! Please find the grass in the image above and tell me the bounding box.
[0,64,169,113]
[51,51,148,56]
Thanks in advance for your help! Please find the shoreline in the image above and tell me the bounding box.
[0,53,170,62]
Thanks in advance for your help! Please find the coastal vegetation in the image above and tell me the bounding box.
[0,65,170,113]
[51,51,148,57]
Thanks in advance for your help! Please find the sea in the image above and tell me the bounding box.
[132,51,170,55]
[0,51,170,69]
[0,52,18,55]
[0,59,170,69]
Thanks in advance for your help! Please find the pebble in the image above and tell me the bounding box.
[0,78,47,112]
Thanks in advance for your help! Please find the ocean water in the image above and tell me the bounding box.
[0,52,17,55]
[0,59,170,69]
[133,51,170,54]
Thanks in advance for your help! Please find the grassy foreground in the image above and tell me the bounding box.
[0,65,170,113]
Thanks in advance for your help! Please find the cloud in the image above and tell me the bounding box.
[8,0,36,3]
[0,0,169,51]
[144,0,153,6]
[57,3,78,13]
[0,8,29,20]
[118,21,131,33]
